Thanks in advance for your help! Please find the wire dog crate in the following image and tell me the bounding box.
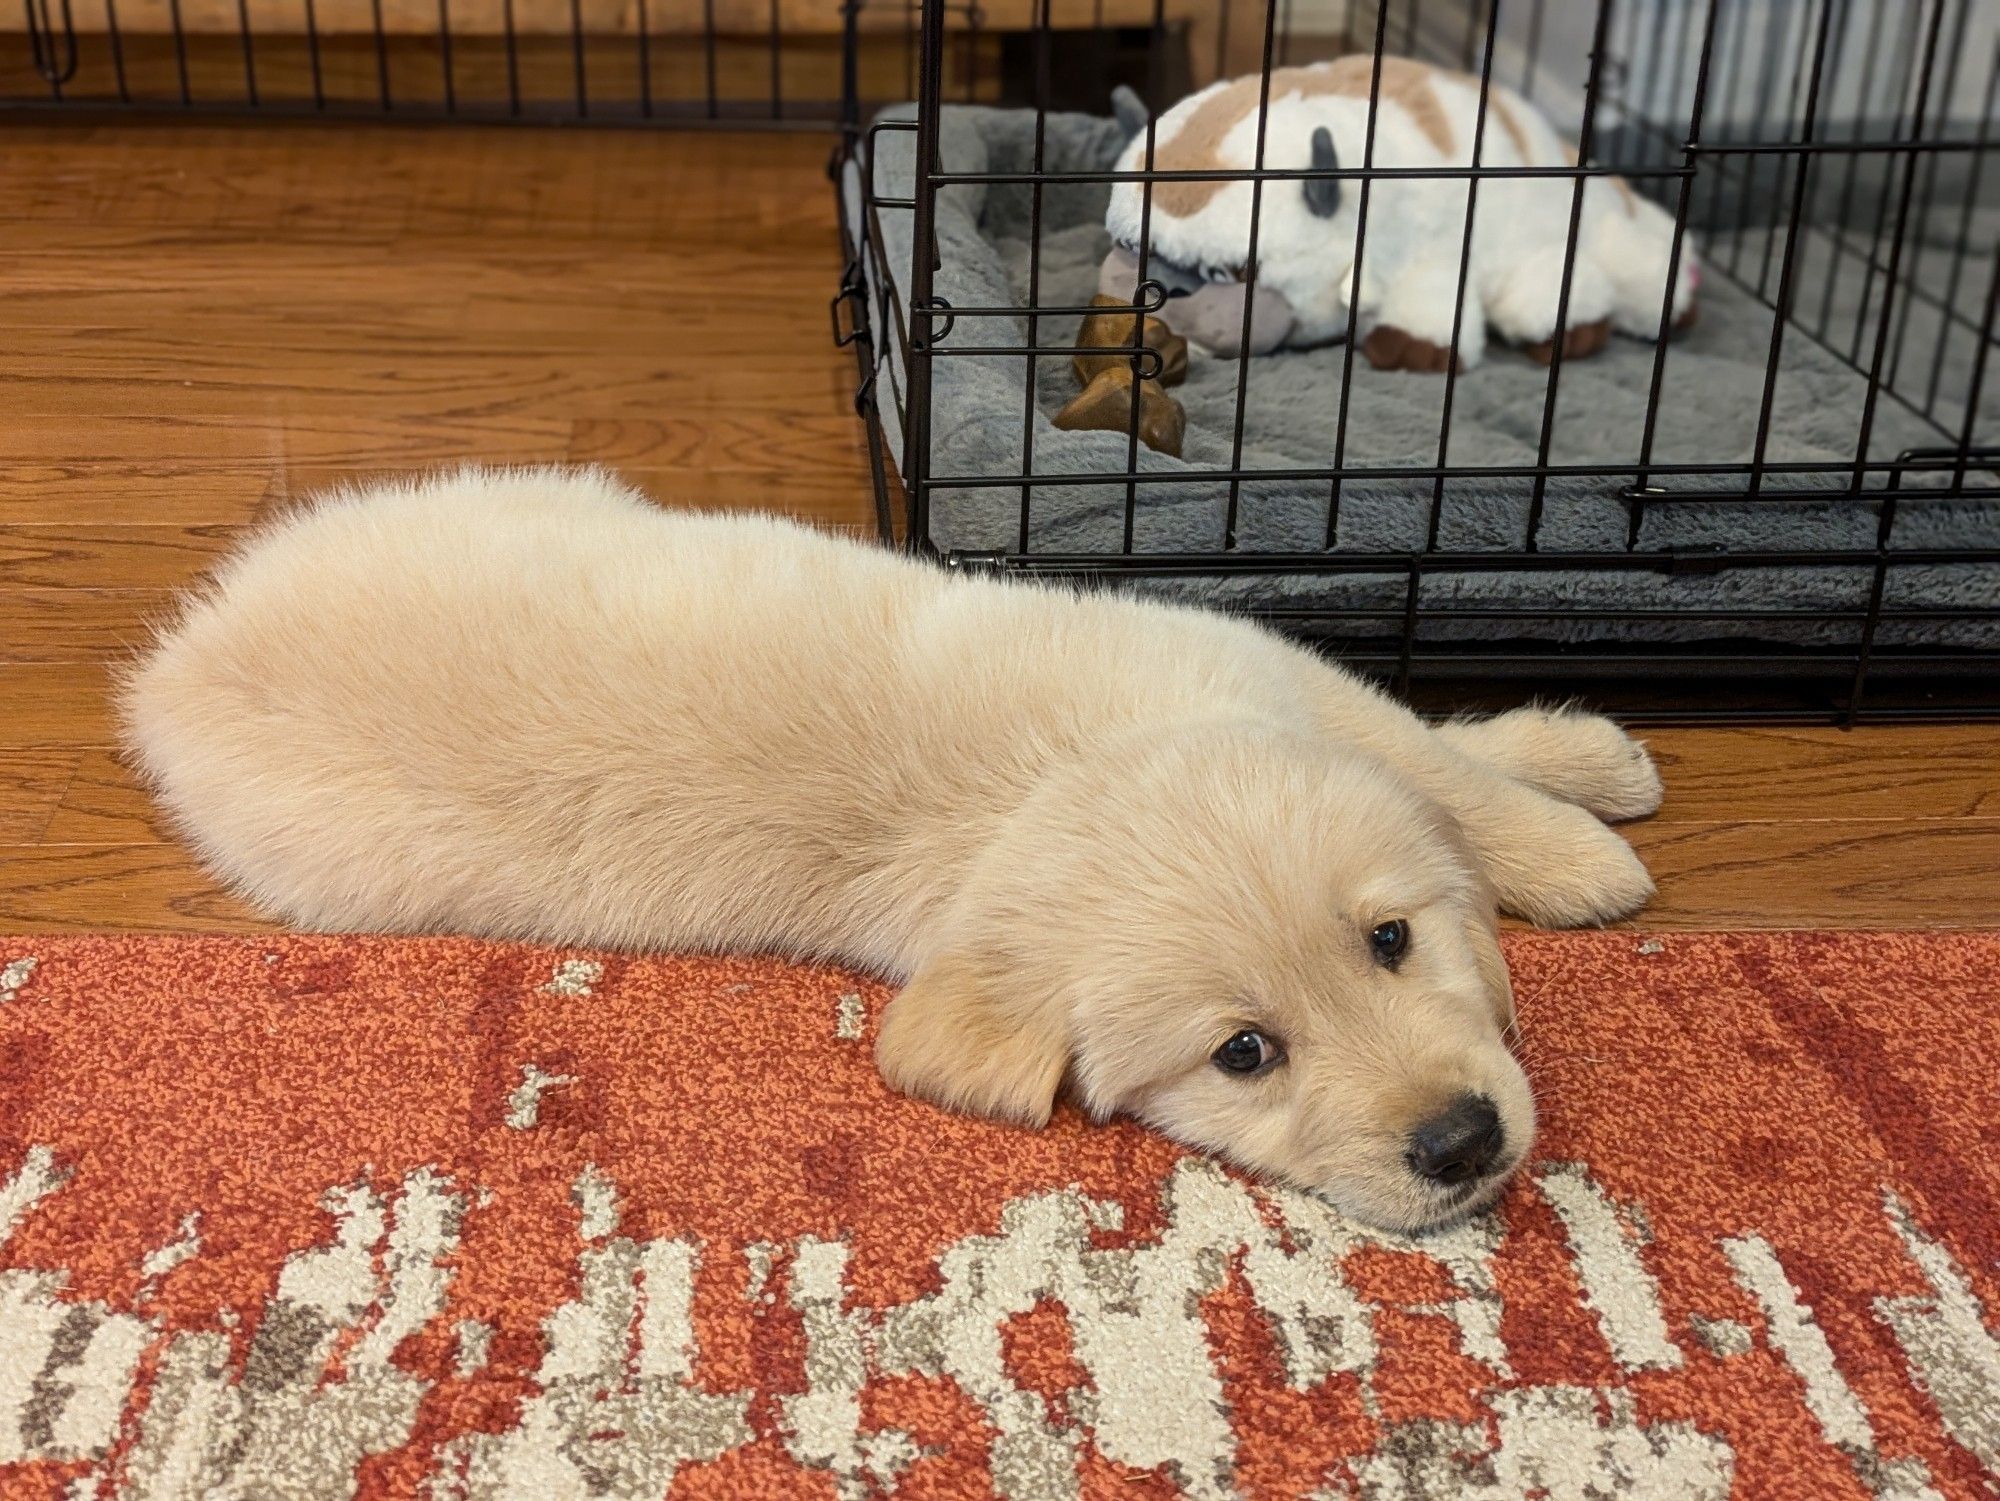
[834,0,2000,721]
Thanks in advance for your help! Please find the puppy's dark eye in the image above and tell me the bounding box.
[1213,1029,1282,1075]
[1370,919,1410,967]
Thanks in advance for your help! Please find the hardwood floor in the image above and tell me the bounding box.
[3,122,1995,933]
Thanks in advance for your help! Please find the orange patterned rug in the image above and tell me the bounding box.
[1,931,1997,1500]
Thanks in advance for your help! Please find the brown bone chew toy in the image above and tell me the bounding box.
[1071,293,1189,387]
[1057,293,1189,456]
[1053,365,1187,458]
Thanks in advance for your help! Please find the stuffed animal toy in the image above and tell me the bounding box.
[1100,61,1701,371]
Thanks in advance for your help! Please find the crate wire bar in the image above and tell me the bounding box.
[836,0,2000,721]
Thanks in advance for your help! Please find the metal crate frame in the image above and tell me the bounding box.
[834,0,2000,723]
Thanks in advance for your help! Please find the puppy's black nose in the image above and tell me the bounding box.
[1406,1094,1504,1186]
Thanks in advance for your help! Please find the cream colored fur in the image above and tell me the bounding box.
[123,468,1663,1231]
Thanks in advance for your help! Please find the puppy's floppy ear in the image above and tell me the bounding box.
[875,949,1067,1127]
[1423,793,1516,1031]
[1467,902,1516,1031]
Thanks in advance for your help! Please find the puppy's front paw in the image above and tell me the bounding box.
[1489,805,1655,928]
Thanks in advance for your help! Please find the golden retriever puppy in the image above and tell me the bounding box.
[123,468,1661,1232]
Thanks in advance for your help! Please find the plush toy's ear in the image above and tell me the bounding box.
[1304,126,1342,218]
[875,950,1068,1127]
[1111,85,1150,144]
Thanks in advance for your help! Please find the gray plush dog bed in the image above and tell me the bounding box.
[850,105,1999,647]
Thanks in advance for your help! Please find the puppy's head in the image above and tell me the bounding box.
[877,723,1531,1233]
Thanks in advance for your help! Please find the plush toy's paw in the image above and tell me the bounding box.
[1523,318,1611,365]
[1672,300,1699,336]
[1362,325,1463,374]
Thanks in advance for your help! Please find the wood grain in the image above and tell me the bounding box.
[0,589,171,663]
[39,751,170,846]
[0,665,121,749]
[2,123,1994,936]
[0,846,278,932]
[0,527,244,589]
[1627,818,2000,930]
[1645,726,2000,822]
[2,359,854,424]
[0,469,278,528]
[4,127,831,239]
[0,751,78,844]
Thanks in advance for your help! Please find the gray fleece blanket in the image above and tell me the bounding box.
[849,105,1999,646]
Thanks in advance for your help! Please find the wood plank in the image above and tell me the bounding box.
[0,246,840,334]
[4,227,839,278]
[0,750,78,843]
[595,468,878,521]
[0,468,414,534]
[1624,818,2000,930]
[0,396,845,473]
[1644,725,2000,822]
[0,359,855,424]
[40,750,168,845]
[0,468,277,528]
[0,126,839,239]
[0,665,120,748]
[246,465,877,523]
[3,312,824,362]
[1,216,836,259]
[0,589,172,664]
[0,526,242,589]
[0,413,570,468]
[566,415,868,471]
[0,473,868,553]
[0,845,278,933]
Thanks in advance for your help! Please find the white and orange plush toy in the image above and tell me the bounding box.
[1102,60,1701,370]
